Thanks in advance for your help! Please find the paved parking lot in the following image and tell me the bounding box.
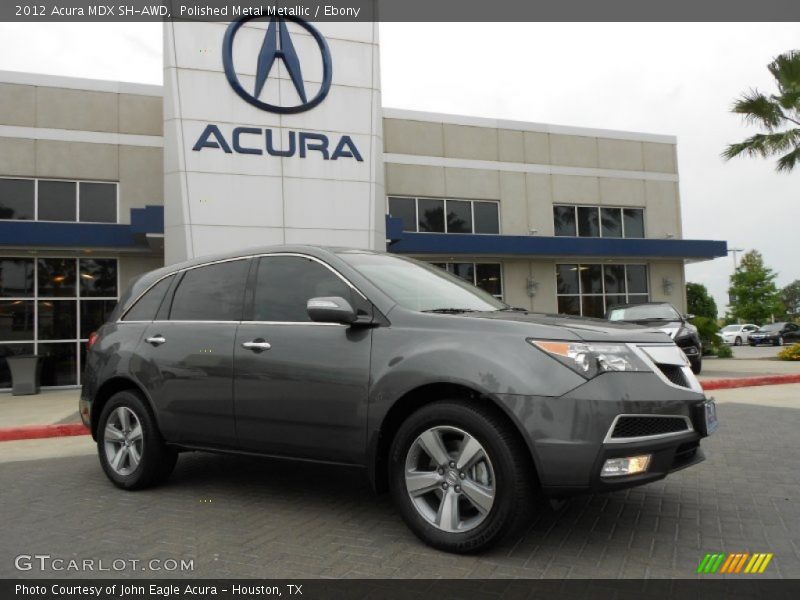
[1,386,799,580]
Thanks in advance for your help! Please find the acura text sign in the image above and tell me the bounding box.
[163,15,385,263]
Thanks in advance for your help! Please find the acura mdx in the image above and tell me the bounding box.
[81,246,717,553]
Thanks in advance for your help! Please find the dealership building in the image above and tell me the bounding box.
[0,19,726,389]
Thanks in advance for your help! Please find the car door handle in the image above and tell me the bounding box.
[145,335,166,346]
[242,340,271,352]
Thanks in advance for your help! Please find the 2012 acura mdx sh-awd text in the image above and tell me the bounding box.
[81,246,718,553]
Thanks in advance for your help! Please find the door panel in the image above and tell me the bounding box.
[234,322,371,463]
[133,321,238,446]
[232,254,373,463]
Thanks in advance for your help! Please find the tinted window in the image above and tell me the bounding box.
[37,258,76,297]
[600,207,623,238]
[553,206,576,236]
[604,265,626,294]
[0,258,34,297]
[38,342,77,386]
[577,206,600,237]
[0,300,34,340]
[557,296,580,315]
[476,264,502,297]
[170,261,248,321]
[446,200,472,234]
[0,179,34,220]
[38,181,76,222]
[123,275,174,321]
[388,197,416,232]
[580,265,603,294]
[556,264,580,295]
[626,265,649,294]
[79,258,117,297]
[623,208,645,238]
[79,182,116,223]
[418,198,445,233]
[582,296,605,319]
[473,202,500,234]
[80,300,116,338]
[37,300,77,340]
[449,263,475,284]
[252,256,354,322]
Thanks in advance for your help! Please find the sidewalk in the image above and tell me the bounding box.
[0,388,81,428]
[698,357,800,381]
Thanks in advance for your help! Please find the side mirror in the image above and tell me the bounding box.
[684,313,695,321]
[307,296,357,325]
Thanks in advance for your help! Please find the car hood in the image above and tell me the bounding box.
[461,311,674,343]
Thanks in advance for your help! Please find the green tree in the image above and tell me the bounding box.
[686,282,718,320]
[782,280,800,318]
[728,250,783,324]
[722,50,800,173]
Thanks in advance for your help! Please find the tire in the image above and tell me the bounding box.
[734,337,742,346]
[388,400,536,553]
[690,356,702,375]
[775,337,784,347]
[97,390,177,490]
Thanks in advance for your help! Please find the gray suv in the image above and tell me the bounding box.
[81,246,717,553]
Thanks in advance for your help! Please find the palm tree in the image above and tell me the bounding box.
[722,50,800,173]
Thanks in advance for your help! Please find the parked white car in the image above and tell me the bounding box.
[718,324,759,346]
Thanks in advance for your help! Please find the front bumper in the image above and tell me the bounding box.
[495,371,711,496]
[749,335,777,345]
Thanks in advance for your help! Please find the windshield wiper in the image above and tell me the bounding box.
[496,306,528,312]
[422,308,476,314]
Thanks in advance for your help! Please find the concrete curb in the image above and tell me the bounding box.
[702,373,800,391]
[0,423,89,442]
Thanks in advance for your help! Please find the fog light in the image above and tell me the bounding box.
[601,455,652,477]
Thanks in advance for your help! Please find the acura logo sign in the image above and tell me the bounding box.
[222,16,333,114]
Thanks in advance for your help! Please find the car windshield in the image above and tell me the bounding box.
[338,252,506,312]
[721,325,740,332]
[758,323,782,332]
[607,303,681,322]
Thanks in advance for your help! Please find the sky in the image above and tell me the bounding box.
[0,22,797,313]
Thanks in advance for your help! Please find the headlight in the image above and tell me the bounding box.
[527,339,651,379]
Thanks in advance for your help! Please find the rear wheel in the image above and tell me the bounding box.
[389,400,535,553]
[97,390,177,490]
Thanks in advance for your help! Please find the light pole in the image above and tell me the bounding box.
[728,248,744,271]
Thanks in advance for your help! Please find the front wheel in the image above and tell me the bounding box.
[97,390,177,490]
[775,336,784,347]
[389,400,536,553]
[734,337,742,346]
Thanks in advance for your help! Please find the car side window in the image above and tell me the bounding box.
[251,256,357,322]
[169,260,249,321]
[122,275,174,321]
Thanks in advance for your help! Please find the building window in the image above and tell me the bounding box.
[0,256,118,389]
[556,263,649,318]
[553,205,644,238]
[388,196,500,235]
[430,262,504,299]
[0,177,118,224]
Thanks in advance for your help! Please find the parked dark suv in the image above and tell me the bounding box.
[748,322,800,346]
[606,302,703,374]
[81,246,717,553]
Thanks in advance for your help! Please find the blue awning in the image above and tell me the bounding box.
[0,205,164,251]
[386,217,727,261]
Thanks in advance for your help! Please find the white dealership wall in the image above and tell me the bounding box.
[163,19,385,264]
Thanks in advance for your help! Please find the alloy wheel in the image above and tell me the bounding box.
[103,406,144,476]
[404,425,496,533]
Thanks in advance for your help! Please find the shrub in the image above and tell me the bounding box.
[715,344,734,358]
[777,343,800,361]
[693,316,720,355]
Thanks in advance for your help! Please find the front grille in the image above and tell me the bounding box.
[611,416,690,439]
[657,364,689,388]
